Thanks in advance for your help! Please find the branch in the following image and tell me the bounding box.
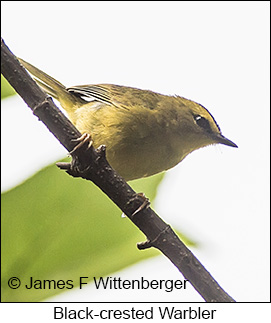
[1,38,235,302]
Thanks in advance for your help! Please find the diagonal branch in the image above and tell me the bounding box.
[1,38,235,302]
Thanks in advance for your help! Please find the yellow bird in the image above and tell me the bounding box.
[19,58,237,181]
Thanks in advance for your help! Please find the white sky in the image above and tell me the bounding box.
[1,1,270,320]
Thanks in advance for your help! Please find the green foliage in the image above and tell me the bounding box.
[1,75,16,99]
[1,160,194,302]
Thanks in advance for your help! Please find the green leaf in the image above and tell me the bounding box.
[1,160,194,302]
[1,75,16,99]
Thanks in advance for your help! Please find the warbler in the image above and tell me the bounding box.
[19,58,237,181]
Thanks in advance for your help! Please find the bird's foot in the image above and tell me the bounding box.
[69,133,93,155]
[132,193,150,216]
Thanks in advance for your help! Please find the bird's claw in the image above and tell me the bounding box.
[132,193,150,216]
[69,133,93,155]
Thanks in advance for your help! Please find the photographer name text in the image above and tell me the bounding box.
[8,276,188,293]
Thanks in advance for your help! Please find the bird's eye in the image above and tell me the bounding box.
[194,115,212,133]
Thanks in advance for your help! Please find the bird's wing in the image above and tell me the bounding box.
[67,84,114,105]
[67,84,161,111]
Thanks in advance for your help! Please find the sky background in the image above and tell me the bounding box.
[1,1,270,319]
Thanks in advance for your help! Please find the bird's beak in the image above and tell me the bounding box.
[215,134,238,148]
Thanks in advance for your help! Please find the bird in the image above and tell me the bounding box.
[18,58,237,181]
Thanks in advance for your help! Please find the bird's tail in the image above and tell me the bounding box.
[18,58,79,113]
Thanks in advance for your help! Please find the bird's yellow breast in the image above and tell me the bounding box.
[72,98,189,180]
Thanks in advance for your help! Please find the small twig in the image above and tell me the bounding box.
[137,225,171,250]
[1,38,235,302]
